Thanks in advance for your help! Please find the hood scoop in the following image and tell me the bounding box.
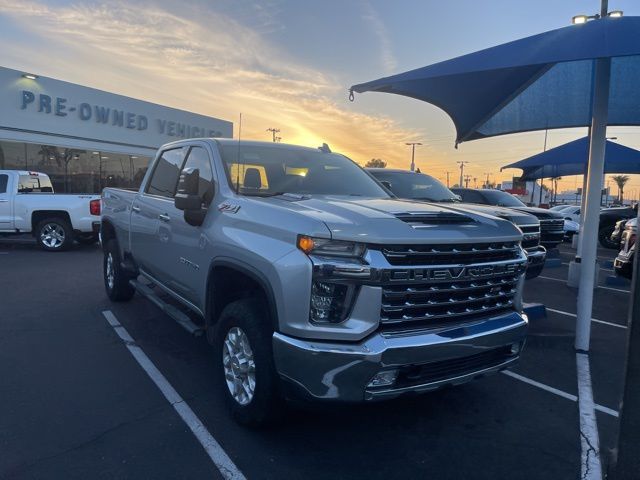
[394,211,474,228]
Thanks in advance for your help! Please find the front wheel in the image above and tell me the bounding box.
[599,225,618,250]
[216,299,284,427]
[36,218,73,251]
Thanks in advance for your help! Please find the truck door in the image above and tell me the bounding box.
[162,144,217,307]
[129,146,187,280]
[0,174,12,229]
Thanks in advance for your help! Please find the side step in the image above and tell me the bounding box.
[130,280,204,337]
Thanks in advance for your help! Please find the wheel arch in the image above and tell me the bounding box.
[31,210,71,233]
[206,259,279,337]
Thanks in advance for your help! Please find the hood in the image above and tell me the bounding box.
[453,203,539,226]
[564,219,580,232]
[262,195,523,245]
[510,206,564,220]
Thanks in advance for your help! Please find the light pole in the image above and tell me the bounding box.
[446,171,451,188]
[484,172,492,188]
[457,161,469,187]
[405,142,422,172]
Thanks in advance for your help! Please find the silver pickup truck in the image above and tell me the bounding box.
[101,139,529,426]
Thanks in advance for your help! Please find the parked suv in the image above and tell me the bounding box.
[102,139,528,426]
[451,188,565,249]
[367,169,545,279]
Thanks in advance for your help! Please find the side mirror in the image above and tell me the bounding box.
[175,168,207,226]
[380,180,392,190]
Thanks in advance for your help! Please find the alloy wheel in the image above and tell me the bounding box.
[222,327,256,405]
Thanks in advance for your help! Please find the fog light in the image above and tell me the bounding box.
[367,369,399,388]
[510,342,522,355]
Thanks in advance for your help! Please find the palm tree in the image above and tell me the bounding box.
[611,174,630,204]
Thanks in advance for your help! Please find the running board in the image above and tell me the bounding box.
[130,280,204,337]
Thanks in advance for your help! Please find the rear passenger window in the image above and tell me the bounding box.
[0,174,7,194]
[182,147,215,206]
[146,148,186,198]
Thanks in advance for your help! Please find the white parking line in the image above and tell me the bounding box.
[576,353,603,480]
[546,307,627,330]
[537,275,630,293]
[501,370,618,418]
[102,310,246,480]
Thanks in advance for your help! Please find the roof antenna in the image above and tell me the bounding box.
[318,143,331,153]
[235,113,242,194]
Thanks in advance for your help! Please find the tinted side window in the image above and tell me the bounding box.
[182,146,214,206]
[0,174,7,194]
[146,148,186,198]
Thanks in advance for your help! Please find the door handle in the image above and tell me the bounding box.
[158,213,171,222]
[131,205,141,213]
[0,199,8,203]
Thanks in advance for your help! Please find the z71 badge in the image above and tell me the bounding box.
[217,203,241,214]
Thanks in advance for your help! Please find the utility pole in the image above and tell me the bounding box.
[464,174,472,188]
[473,177,478,188]
[457,161,469,187]
[266,128,280,142]
[405,142,422,172]
[446,171,451,188]
[484,172,492,189]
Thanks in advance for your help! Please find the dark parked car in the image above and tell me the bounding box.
[600,206,637,249]
[614,218,636,279]
[451,188,564,249]
[368,169,546,279]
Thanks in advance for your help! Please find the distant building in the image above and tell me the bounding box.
[0,66,233,193]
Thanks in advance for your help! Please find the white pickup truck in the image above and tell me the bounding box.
[0,170,101,251]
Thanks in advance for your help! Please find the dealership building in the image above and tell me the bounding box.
[0,66,233,193]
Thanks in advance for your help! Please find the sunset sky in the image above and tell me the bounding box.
[2,0,640,197]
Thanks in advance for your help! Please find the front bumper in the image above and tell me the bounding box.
[614,253,634,280]
[273,311,527,402]
[525,246,546,280]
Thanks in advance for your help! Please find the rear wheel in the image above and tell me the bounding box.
[216,298,284,427]
[103,240,135,301]
[36,217,73,251]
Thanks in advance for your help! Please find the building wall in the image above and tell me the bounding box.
[0,65,232,193]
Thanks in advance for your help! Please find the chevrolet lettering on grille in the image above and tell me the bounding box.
[384,262,525,283]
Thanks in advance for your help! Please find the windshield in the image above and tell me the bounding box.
[481,189,526,207]
[218,144,390,198]
[370,171,458,202]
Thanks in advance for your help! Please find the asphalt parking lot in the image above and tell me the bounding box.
[0,238,631,479]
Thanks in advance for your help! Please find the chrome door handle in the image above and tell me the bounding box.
[0,199,8,203]
[158,213,171,222]
[131,205,141,213]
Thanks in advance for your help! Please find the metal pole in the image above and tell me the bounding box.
[411,144,416,172]
[575,56,611,352]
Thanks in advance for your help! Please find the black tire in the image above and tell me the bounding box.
[35,217,74,251]
[599,225,618,249]
[215,298,284,427]
[76,233,99,245]
[103,240,135,302]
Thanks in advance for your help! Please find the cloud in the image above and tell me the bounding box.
[361,0,397,74]
[0,0,417,167]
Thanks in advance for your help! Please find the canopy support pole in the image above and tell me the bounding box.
[575,57,611,352]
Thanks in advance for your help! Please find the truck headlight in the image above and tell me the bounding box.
[310,280,355,323]
[297,235,365,258]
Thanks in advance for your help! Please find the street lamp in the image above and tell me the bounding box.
[572,9,622,24]
[405,142,422,172]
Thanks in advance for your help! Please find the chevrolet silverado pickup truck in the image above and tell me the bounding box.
[0,170,101,251]
[101,139,529,426]
[367,169,546,279]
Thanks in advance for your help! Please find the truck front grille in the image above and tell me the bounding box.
[378,242,526,332]
[394,346,516,388]
[540,218,564,232]
[520,224,541,250]
[381,241,520,266]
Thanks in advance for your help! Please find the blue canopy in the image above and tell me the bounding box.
[502,137,640,180]
[350,17,640,145]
